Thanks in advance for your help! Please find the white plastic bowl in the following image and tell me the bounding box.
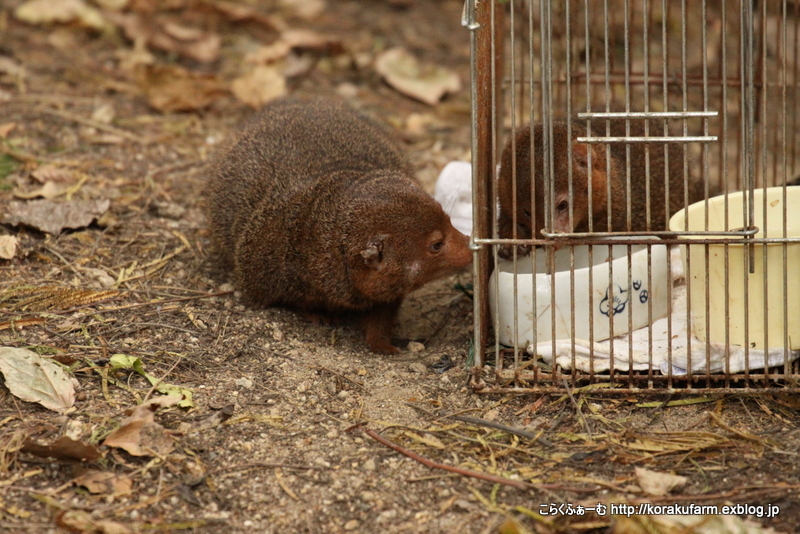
[669,186,800,350]
[489,240,670,348]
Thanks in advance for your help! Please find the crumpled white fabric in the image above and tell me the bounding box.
[433,161,473,236]
[529,244,798,374]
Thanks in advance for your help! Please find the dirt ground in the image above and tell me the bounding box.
[1,1,799,533]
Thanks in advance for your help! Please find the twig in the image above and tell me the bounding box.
[405,403,553,447]
[274,468,300,501]
[363,426,599,493]
[142,352,184,404]
[563,379,593,439]
[42,245,81,277]
[447,414,554,448]
[36,107,150,145]
[209,462,326,475]
[359,426,529,490]
[0,144,40,163]
[310,365,366,391]
[135,322,198,335]
[52,291,231,317]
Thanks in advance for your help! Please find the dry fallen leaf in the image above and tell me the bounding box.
[612,513,778,534]
[246,41,292,65]
[0,122,17,138]
[209,1,283,31]
[0,347,76,413]
[12,181,70,200]
[0,57,25,78]
[185,404,234,434]
[231,65,287,109]
[103,395,183,456]
[282,29,344,55]
[0,235,17,260]
[91,103,116,124]
[246,30,343,65]
[30,164,75,183]
[137,64,227,112]
[56,510,132,534]
[278,0,326,19]
[109,12,221,63]
[72,469,133,494]
[3,198,110,235]
[93,0,129,9]
[14,0,107,31]
[634,466,689,496]
[22,435,102,462]
[374,47,461,105]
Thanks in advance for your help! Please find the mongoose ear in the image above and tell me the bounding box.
[360,234,390,269]
[573,143,608,191]
[572,143,603,171]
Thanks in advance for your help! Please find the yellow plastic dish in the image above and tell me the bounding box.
[669,186,800,350]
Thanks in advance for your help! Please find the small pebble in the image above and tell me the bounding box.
[407,341,425,353]
[408,362,427,374]
[235,377,254,389]
[344,519,359,531]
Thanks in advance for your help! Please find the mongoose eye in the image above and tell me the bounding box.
[522,208,531,218]
[430,241,444,253]
[557,200,569,212]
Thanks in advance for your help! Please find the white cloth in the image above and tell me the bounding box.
[433,161,473,236]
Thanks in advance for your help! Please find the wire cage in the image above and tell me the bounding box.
[463,0,800,393]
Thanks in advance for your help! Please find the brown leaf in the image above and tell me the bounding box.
[103,395,182,457]
[245,41,292,65]
[208,0,284,31]
[13,182,70,200]
[137,64,227,112]
[282,29,344,55]
[0,347,76,413]
[110,12,220,63]
[231,66,286,109]
[0,57,25,78]
[374,47,461,106]
[187,404,235,433]
[23,435,102,462]
[161,22,205,41]
[14,0,108,31]
[278,0,326,19]
[56,510,132,534]
[0,122,17,138]
[72,469,133,494]
[246,30,344,66]
[94,0,129,9]
[30,164,75,183]
[3,199,110,235]
[634,466,689,496]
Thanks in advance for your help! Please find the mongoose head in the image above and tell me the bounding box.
[498,123,613,241]
[552,137,612,234]
[346,177,471,303]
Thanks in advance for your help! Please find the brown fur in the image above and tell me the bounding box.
[498,121,704,250]
[204,97,471,354]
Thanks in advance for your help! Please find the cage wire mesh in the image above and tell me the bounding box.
[464,0,800,393]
